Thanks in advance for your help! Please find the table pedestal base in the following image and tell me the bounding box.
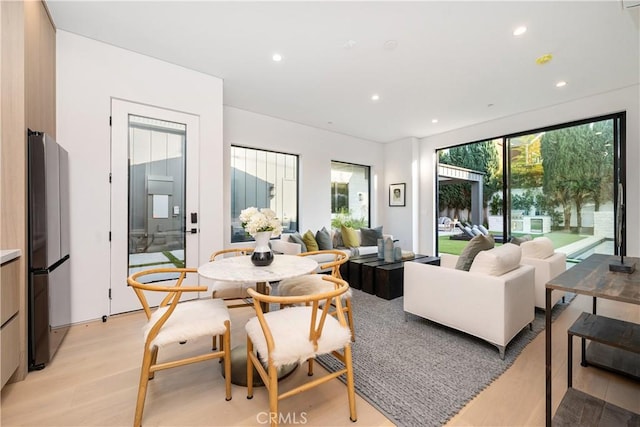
[222,345,298,387]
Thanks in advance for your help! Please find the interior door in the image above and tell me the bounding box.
[110,99,200,314]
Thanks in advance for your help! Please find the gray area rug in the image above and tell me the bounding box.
[316,289,574,427]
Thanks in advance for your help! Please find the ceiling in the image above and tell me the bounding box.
[46,1,640,143]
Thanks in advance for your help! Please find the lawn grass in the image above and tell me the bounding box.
[438,230,588,256]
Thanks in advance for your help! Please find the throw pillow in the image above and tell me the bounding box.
[341,225,360,248]
[510,234,532,246]
[289,232,307,253]
[469,243,522,276]
[332,230,344,248]
[315,226,333,250]
[520,236,554,259]
[302,230,319,252]
[360,226,383,246]
[454,234,495,271]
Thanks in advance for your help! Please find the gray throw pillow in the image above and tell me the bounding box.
[360,226,383,246]
[332,230,344,248]
[510,234,532,246]
[315,226,333,250]
[289,232,307,253]
[455,234,495,271]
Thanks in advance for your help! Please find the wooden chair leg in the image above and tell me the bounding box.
[346,299,355,342]
[307,358,314,376]
[268,363,279,427]
[246,337,254,399]
[344,344,357,422]
[212,335,217,351]
[134,347,154,427]
[223,321,232,401]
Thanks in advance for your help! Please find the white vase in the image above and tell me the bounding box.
[251,231,274,266]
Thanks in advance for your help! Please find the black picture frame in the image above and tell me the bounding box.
[389,183,406,207]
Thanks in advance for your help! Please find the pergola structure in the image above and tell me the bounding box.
[437,163,485,226]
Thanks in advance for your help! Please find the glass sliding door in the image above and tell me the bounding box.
[507,117,618,260]
[436,140,503,254]
[436,113,623,261]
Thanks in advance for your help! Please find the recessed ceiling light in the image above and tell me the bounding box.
[432,119,438,124]
[272,53,282,62]
[556,81,567,88]
[384,40,398,50]
[513,26,527,36]
[344,40,356,49]
[371,94,380,101]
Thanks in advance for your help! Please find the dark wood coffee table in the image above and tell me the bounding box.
[357,255,440,299]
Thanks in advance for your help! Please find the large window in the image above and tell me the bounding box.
[231,146,298,243]
[436,113,625,262]
[330,161,370,229]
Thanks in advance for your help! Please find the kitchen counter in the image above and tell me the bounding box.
[1,249,21,264]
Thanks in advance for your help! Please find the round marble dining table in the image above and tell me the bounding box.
[198,254,318,386]
[198,254,318,312]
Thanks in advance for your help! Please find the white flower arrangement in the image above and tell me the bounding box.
[239,207,283,237]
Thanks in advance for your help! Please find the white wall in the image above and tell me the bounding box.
[417,85,640,257]
[57,31,224,323]
[383,137,419,251]
[223,106,386,240]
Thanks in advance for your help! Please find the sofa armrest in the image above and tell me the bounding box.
[521,252,566,308]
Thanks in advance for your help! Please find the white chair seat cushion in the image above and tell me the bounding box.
[245,306,351,367]
[144,298,230,348]
[211,281,272,298]
[469,243,521,276]
[278,275,352,300]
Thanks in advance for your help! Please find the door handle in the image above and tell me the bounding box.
[184,228,198,234]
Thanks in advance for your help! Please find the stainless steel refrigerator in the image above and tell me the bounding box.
[27,130,71,370]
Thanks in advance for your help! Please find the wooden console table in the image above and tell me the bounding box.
[545,253,640,426]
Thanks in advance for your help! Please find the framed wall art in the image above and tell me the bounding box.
[389,183,406,207]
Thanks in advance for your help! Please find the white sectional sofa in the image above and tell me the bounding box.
[271,229,392,272]
[403,244,535,359]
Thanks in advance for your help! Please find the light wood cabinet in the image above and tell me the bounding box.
[1,257,21,387]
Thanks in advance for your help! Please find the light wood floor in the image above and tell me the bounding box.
[1,294,638,426]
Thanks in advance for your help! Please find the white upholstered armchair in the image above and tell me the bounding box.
[519,237,566,309]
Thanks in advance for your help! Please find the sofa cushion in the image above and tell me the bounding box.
[289,232,307,253]
[315,226,333,250]
[332,230,344,248]
[469,243,522,276]
[302,230,319,252]
[510,234,533,245]
[341,225,360,248]
[520,237,554,259]
[455,234,495,271]
[360,226,383,246]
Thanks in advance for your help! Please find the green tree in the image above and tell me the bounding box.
[540,120,614,230]
[439,141,502,224]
